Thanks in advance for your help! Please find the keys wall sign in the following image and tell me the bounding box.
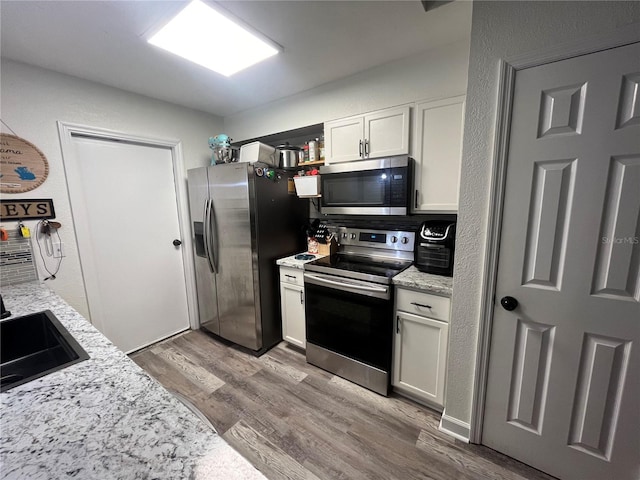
[0,199,56,221]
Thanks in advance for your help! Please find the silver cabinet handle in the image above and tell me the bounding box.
[364,139,369,157]
[285,274,297,279]
[300,291,304,304]
[359,139,363,157]
[415,190,419,209]
[396,315,401,334]
[411,302,432,309]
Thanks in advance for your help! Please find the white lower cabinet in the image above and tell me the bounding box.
[279,267,306,349]
[392,288,450,408]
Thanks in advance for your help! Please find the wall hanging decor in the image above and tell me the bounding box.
[0,199,56,221]
[0,133,49,193]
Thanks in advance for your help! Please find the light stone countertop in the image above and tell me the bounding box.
[0,281,265,480]
[392,266,454,297]
[276,252,326,269]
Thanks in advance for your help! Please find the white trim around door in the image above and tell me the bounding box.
[57,122,199,333]
[469,25,640,444]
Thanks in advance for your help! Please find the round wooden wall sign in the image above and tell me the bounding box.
[0,133,49,193]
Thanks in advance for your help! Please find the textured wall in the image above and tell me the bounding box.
[448,1,640,429]
[224,40,470,141]
[0,59,223,319]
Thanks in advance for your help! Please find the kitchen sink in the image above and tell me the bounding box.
[1,310,89,392]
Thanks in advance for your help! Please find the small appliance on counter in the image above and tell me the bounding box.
[415,220,456,277]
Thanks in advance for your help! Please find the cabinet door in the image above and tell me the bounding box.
[280,282,306,349]
[413,95,465,212]
[324,116,364,164]
[392,310,449,406]
[364,105,410,159]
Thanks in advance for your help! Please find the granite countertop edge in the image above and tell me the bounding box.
[0,281,265,480]
[392,266,454,297]
[276,252,327,269]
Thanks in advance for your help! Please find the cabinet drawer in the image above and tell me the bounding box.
[280,267,304,286]
[396,288,450,322]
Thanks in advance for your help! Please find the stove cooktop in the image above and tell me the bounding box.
[305,254,412,284]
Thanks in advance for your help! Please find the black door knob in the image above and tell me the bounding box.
[173,239,182,247]
[500,296,518,311]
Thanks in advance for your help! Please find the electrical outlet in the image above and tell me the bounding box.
[52,241,65,258]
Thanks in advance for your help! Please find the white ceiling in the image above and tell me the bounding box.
[0,0,472,117]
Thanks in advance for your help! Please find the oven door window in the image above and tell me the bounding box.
[305,282,393,371]
[321,170,389,207]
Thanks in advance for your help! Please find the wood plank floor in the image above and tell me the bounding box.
[131,330,556,480]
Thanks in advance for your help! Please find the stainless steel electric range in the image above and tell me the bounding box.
[303,227,415,395]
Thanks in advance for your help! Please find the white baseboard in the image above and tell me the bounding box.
[438,410,471,443]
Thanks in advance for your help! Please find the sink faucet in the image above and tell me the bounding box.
[1,295,11,319]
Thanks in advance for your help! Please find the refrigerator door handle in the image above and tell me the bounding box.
[203,199,215,273]
[208,198,218,273]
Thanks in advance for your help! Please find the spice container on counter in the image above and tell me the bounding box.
[308,138,318,162]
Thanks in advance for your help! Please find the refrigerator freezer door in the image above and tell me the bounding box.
[208,164,261,350]
[187,167,219,335]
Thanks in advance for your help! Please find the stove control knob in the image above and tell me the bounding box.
[401,237,409,244]
[390,236,398,243]
[342,232,348,239]
[350,233,357,240]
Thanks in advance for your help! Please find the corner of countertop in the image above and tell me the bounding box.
[392,266,453,297]
[276,252,326,269]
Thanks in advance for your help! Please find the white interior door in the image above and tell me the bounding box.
[66,135,190,353]
[483,42,639,480]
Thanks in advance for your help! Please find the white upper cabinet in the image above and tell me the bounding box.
[412,95,465,213]
[325,116,365,163]
[364,106,411,159]
[325,105,410,164]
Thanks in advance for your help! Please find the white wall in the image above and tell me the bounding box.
[449,0,640,432]
[224,40,470,141]
[0,59,223,319]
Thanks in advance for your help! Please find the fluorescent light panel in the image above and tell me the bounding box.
[148,0,279,77]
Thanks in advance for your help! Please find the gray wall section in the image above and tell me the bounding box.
[448,0,640,430]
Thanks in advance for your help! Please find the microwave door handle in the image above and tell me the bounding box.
[304,273,388,293]
[203,199,214,273]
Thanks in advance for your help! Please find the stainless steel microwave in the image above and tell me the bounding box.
[319,156,413,215]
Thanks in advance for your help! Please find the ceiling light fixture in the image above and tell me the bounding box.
[148,0,281,77]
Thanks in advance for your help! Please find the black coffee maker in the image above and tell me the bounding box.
[415,221,456,277]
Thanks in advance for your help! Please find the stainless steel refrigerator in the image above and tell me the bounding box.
[187,163,307,354]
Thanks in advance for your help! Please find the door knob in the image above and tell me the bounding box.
[500,296,518,311]
[173,239,182,247]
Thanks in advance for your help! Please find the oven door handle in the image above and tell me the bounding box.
[304,273,388,293]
